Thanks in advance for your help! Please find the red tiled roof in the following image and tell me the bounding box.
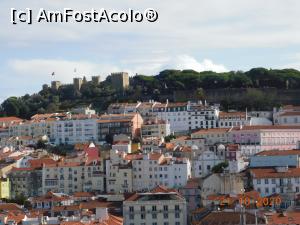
[28,158,56,168]
[239,125,300,130]
[6,212,25,223]
[183,178,201,189]
[10,167,35,172]
[266,211,300,224]
[219,111,246,118]
[0,203,23,211]
[280,111,300,116]
[192,128,232,135]
[52,205,80,212]
[149,152,163,160]
[124,154,143,161]
[256,149,300,156]
[0,117,22,123]
[44,161,82,168]
[196,211,265,224]
[250,168,300,179]
[73,192,93,198]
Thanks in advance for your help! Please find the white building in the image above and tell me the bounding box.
[42,157,104,195]
[250,167,300,197]
[218,111,249,128]
[105,150,133,193]
[141,119,171,139]
[132,152,191,191]
[111,141,132,153]
[191,128,233,145]
[108,101,220,133]
[273,105,300,125]
[51,115,99,145]
[123,186,187,225]
[192,150,223,178]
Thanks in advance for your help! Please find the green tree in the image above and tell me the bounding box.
[211,161,229,173]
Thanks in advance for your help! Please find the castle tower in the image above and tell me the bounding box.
[111,72,129,91]
[73,78,83,90]
[51,81,61,91]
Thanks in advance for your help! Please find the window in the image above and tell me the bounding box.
[164,222,169,225]
[152,213,157,219]
[129,206,134,212]
[163,205,168,211]
[265,188,269,194]
[141,206,145,212]
[175,222,180,225]
[264,179,269,184]
[175,205,180,211]
[163,213,168,219]
[175,212,180,218]
[271,178,276,184]
[152,205,157,211]
[141,213,145,219]
[129,214,134,220]
[256,179,261,184]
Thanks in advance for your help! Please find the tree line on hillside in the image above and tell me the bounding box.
[1,68,300,119]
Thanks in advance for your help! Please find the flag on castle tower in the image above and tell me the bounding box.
[51,72,55,76]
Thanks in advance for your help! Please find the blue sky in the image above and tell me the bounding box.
[1,0,300,102]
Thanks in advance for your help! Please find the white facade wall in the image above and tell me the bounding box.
[105,150,133,193]
[42,162,104,195]
[132,155,191,191]
[51,119,98,145]
[253,176,300,197]
[192,150,223,178]
[123,197,187,225]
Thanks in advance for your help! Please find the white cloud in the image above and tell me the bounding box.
[8,55,227,86]
[166,55,228,73]
[8,59,119,83]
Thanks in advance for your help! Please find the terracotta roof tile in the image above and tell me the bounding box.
[250,168,300,179]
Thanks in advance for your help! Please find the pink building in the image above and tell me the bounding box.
[231,125,300,151]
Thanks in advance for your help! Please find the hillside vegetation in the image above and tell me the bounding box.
[2,68,300,119]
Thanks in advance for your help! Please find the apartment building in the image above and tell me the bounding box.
[231,125,300,151]
[192,150,223,178]
[50,114,99,145]
[273,105,300,125]
[8,167,43,198]
[42,156,104,194]
[131,152,191,191]
[141,118,171,139]
[0,117,23,130]
[250,167,300,198]
[123,186,187,225]
[170,136,205,149]
[218,111,249,128]
[191,128,233,145]
[97,113,143,142]
[107,102,140,114]
[8,158,56,198]
[105,150,134,193]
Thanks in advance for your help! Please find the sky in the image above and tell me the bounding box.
[1,0,300,102]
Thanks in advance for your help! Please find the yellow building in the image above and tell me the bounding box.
[0,178,10,199]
